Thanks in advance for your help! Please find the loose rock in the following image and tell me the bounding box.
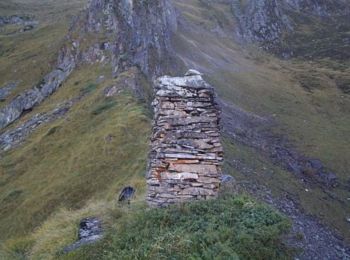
[63,217,102,253]
[118,186,136,203]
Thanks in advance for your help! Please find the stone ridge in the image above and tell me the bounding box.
[147,70,223,207]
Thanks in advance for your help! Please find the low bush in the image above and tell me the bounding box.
[67,196,292,260]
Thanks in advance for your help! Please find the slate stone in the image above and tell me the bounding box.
[147,71,223,207]
[118,186,136,202]
[63,217,103,254]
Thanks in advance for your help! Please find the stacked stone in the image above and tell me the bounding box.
[147,70,223,207]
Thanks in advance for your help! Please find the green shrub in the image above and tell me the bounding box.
[67,196,292,260]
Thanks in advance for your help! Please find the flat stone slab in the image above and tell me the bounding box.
[63,217,103,254]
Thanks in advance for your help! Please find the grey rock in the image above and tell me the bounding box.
[0,0,176,130]
[118,186,136,202]
[0,92,86,152]
[63,217,103,254]
[0,65,74,130]
[0,81,19,101]
[185,69,203,76]
[0,15,38,33]
[220,175,235,183]
[67,0,177,78]
[230,0,350,54]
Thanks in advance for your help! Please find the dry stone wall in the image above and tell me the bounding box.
[147,70,223,207]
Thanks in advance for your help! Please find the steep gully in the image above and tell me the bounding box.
[0,0,349,258]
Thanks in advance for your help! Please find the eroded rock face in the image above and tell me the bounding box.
[0,65,74,129]
[66,0,176,77]
[147,70,223,207]
[0,0,176,130]
[0,81,19,101]
[230,0,350,54]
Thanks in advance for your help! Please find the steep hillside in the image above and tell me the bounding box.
[230,0,350,60]
[0,0,349,259]
[173,0,350,257]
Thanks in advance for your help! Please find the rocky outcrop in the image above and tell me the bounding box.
[63,217,103,253]
[0,15,38,33]
[147,70,223,207]
[0,93,87,151]
[66,0,177,78]
[0,60,75,129]
[0,0,176,130]
[230,0,350,55]
[0,81,19,101]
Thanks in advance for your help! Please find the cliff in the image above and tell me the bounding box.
[0,0,177,130]
[231,0,350,57]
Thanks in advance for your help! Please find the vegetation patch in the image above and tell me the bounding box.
[66,196,292,260]
[91,98,117,116]
[80,83,97,95]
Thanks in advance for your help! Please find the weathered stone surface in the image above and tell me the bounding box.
[147,71,223,207]
[118,186,136,203]
[63,217,103,253]
[0,55,75,130]
[0,0,176,131]
[0,15,38,34]
[0,81,19,101]
[230,0,350,55]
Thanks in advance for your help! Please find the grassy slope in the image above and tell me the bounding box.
[65,196,292,260]
[0,0,87,108]
[0,64,152,257]
[0,1,294,258]
[173,0,350,239]
[0,0,349,258]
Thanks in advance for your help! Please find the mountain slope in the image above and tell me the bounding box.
[0,0,349,259]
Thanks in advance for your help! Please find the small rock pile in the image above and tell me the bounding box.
[147,70,223,207]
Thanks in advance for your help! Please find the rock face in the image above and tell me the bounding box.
[0,0,176,130]
[147,70,223,207]
[0,91,88,151]
[66,0,176,78]
[0,81,19,101]
[230,0,350,54]
[0,61,75,130]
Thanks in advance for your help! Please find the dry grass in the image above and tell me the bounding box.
[0,64,152,247]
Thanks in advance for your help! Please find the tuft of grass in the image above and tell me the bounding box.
[65,196,292,260]
[80,83,97,95]
[91,98,117,116]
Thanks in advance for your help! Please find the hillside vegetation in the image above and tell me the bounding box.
[0,0,349,259]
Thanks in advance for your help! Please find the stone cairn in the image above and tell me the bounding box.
[147,70,223,207]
